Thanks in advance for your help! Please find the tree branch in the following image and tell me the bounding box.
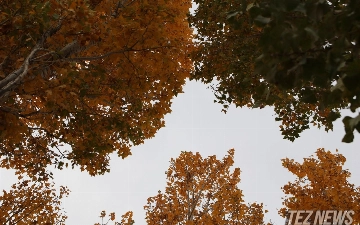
[0,45,40,100]
[0,18,64,103]
[65,46,172,62]
[37,19,63,47]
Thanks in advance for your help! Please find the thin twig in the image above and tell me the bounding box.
[65,46,173,61]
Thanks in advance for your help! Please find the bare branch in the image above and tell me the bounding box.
[65,45,172,61]
[0,18,64,102]
[0,45,40,99]
[0,105,22,116]
[0,18,9,26]
[0,56,9,72]
[31,50,57,62]
[58,40,81,58]
[112,0,136,18]
[37,19,63,47]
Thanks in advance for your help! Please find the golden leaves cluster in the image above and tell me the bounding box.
[94,210,133,225]
[144,149,265,225]
[279,148,360,224]
[0,0,193,178]
[0,178,69,225]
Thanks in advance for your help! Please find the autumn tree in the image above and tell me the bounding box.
[144,149,266,225]
[0,0,193,178]
[0,178,69,225]
[279,148,360,224]
[189,0,360,142]
[94,210,134,225]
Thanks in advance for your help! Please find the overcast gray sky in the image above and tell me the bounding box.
[1,79,360,225]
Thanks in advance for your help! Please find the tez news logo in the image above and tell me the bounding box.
[284,210,355,225]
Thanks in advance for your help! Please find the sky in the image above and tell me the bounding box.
[1,79,360,225]
[2,79,358,225]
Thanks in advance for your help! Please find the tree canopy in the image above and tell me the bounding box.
[189,0,360,143]
[0,178,69,225]
[143,148,360,225]
[0,0,193,178]
[279,148,360,224]
[2,0,360,224]
[144,149,266,225]
[94,210,134,225]
[2,148,358,224]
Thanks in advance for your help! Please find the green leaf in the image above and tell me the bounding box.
[249,6,262,19]
[252,101,261,108]
[226,11,239,20]
[342,132,354,143]
[304,27,319,42]
[246,3,254,11]
[348,114,360,130]
[294,2,306,14]
[327,111,341,122]
[342,114,360,143]
[52,14,60,20]
[284,0,300,11]
[300,88,317,104]
[355,122,360,133]
[254,15,271,25]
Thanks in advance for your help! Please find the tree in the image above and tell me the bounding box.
[250,0,360,143]
[144,149,267,225]
[189,0,360,142]
[0,178,69,225]
[94,210,134,225]
[279,148,360,224]
[188,0,264,112]
[0,0,193,178]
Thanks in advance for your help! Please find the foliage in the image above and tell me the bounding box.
[0,178,69,225]
[189,0,360,142]
[251,0,360,143]
[279,148,360,223]
[144,149,267,225]
[94,210,134,225]
[188,0,264,112]
[0,0,193,179]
